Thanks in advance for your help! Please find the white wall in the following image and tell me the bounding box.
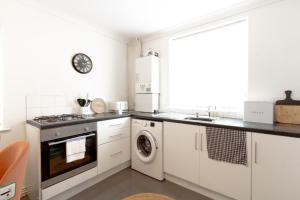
[0,0,128,148]
[128,0,300,111]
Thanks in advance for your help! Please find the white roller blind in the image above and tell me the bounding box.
[169,20,248,115]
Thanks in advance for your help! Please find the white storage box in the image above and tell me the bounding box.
[244,101,274,124]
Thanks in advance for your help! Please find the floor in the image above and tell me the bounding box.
[69,168,213,200]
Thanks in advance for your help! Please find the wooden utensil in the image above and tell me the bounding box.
[275,90,300,124]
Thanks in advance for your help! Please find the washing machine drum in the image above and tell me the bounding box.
[135,130,158,163]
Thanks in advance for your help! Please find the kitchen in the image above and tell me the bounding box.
[1,0,300,200]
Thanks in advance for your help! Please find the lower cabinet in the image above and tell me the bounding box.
[164,122,200,184]
[252,133,300,200]
[164,122,251,200]
[199,130,251,200]
[98,137,130,174]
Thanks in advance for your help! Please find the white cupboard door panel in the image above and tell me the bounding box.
[98,137,130,174]
[98,127,130,145]
[199,129,251,200]
[98,117,130,132]
[164,122,200,184]
[252,133,300,200]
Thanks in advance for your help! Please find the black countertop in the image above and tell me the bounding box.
[27,111,300,138]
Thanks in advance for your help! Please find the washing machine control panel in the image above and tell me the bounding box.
[133,119,157,128]
[142,121,148,127]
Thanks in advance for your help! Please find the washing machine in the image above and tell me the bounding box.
[131,119,164,181]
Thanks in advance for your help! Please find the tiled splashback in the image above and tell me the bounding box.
[26,95,75,120]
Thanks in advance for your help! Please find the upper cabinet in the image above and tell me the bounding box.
[164,122,200,184]
[199,129,251,200]
[252,133,300,200]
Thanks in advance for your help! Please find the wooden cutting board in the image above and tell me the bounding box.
[91,98,106,114]
[275,90,300,124]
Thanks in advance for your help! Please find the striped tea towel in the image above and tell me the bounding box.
[206,127,247,165]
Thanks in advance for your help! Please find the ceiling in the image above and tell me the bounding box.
[26,0,267,39]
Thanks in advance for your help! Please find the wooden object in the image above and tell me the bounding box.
[123,193,174,200]
[275,90,300,124]
[91,98,106,113]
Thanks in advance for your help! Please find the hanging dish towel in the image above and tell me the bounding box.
[66,137,86,163]
[206,127,247,165]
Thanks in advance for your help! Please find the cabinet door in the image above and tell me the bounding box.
[199,128,251,200]
[164,122,200,184]
[252,133,300,200]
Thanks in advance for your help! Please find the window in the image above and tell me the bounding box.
[169,19,248,116]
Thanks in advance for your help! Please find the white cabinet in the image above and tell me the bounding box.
[98,137,130,174]
[97,118,131,174]
[252,133,300,200]
[164,122,200,184]
[164,122,251,200]
[97,117,130,145]
[199,129,251,200]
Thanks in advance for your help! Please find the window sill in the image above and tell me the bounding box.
[0,127,10,134]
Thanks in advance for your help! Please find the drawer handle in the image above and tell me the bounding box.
[109,133,123,138]
[110,151,123,157]
[109,123,122,127]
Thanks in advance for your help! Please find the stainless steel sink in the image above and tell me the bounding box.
[184,117,213,122]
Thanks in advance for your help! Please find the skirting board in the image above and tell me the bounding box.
[165,173,234,200]
[49,161,131,200]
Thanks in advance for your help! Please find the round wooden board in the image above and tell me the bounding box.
[91,98,106,113]
[122,193,174,200]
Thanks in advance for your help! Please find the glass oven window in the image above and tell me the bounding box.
[41,132,97,182]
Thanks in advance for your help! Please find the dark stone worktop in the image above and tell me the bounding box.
[27,111,300,138]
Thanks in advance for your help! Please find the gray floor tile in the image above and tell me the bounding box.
[69,168,213,200]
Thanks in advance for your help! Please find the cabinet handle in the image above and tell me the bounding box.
[254,141,258,164]
[195,132,198,150]
[200,133,203,152]
[109,123,122,127]
[109,133,123,138]
[110,151,123,157]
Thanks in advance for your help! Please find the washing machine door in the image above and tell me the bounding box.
[135,130,158,163]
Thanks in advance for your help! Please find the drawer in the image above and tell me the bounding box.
[98,137,130,174]
[98,117,130,132]
[98,127,130,145]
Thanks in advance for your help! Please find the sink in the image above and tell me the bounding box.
[184,117,213,122]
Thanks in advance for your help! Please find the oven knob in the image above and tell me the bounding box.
[84,127,90,131]
[55,132,61,137]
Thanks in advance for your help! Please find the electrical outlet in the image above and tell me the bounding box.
[0,183,16,200]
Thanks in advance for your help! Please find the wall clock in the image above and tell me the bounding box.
[72,53,93,74]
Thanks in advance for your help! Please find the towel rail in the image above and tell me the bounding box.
[48,133,95,146]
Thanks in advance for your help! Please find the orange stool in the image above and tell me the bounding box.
[0,141,29,200]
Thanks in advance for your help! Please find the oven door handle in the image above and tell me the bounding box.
[47,133,96,146]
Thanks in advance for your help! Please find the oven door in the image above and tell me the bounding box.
[41,132,97,189]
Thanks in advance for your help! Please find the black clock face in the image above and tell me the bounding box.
[72,53,93,74]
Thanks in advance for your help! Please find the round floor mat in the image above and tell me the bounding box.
[123,193,175,200]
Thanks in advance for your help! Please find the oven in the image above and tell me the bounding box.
[40,122,97,189]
